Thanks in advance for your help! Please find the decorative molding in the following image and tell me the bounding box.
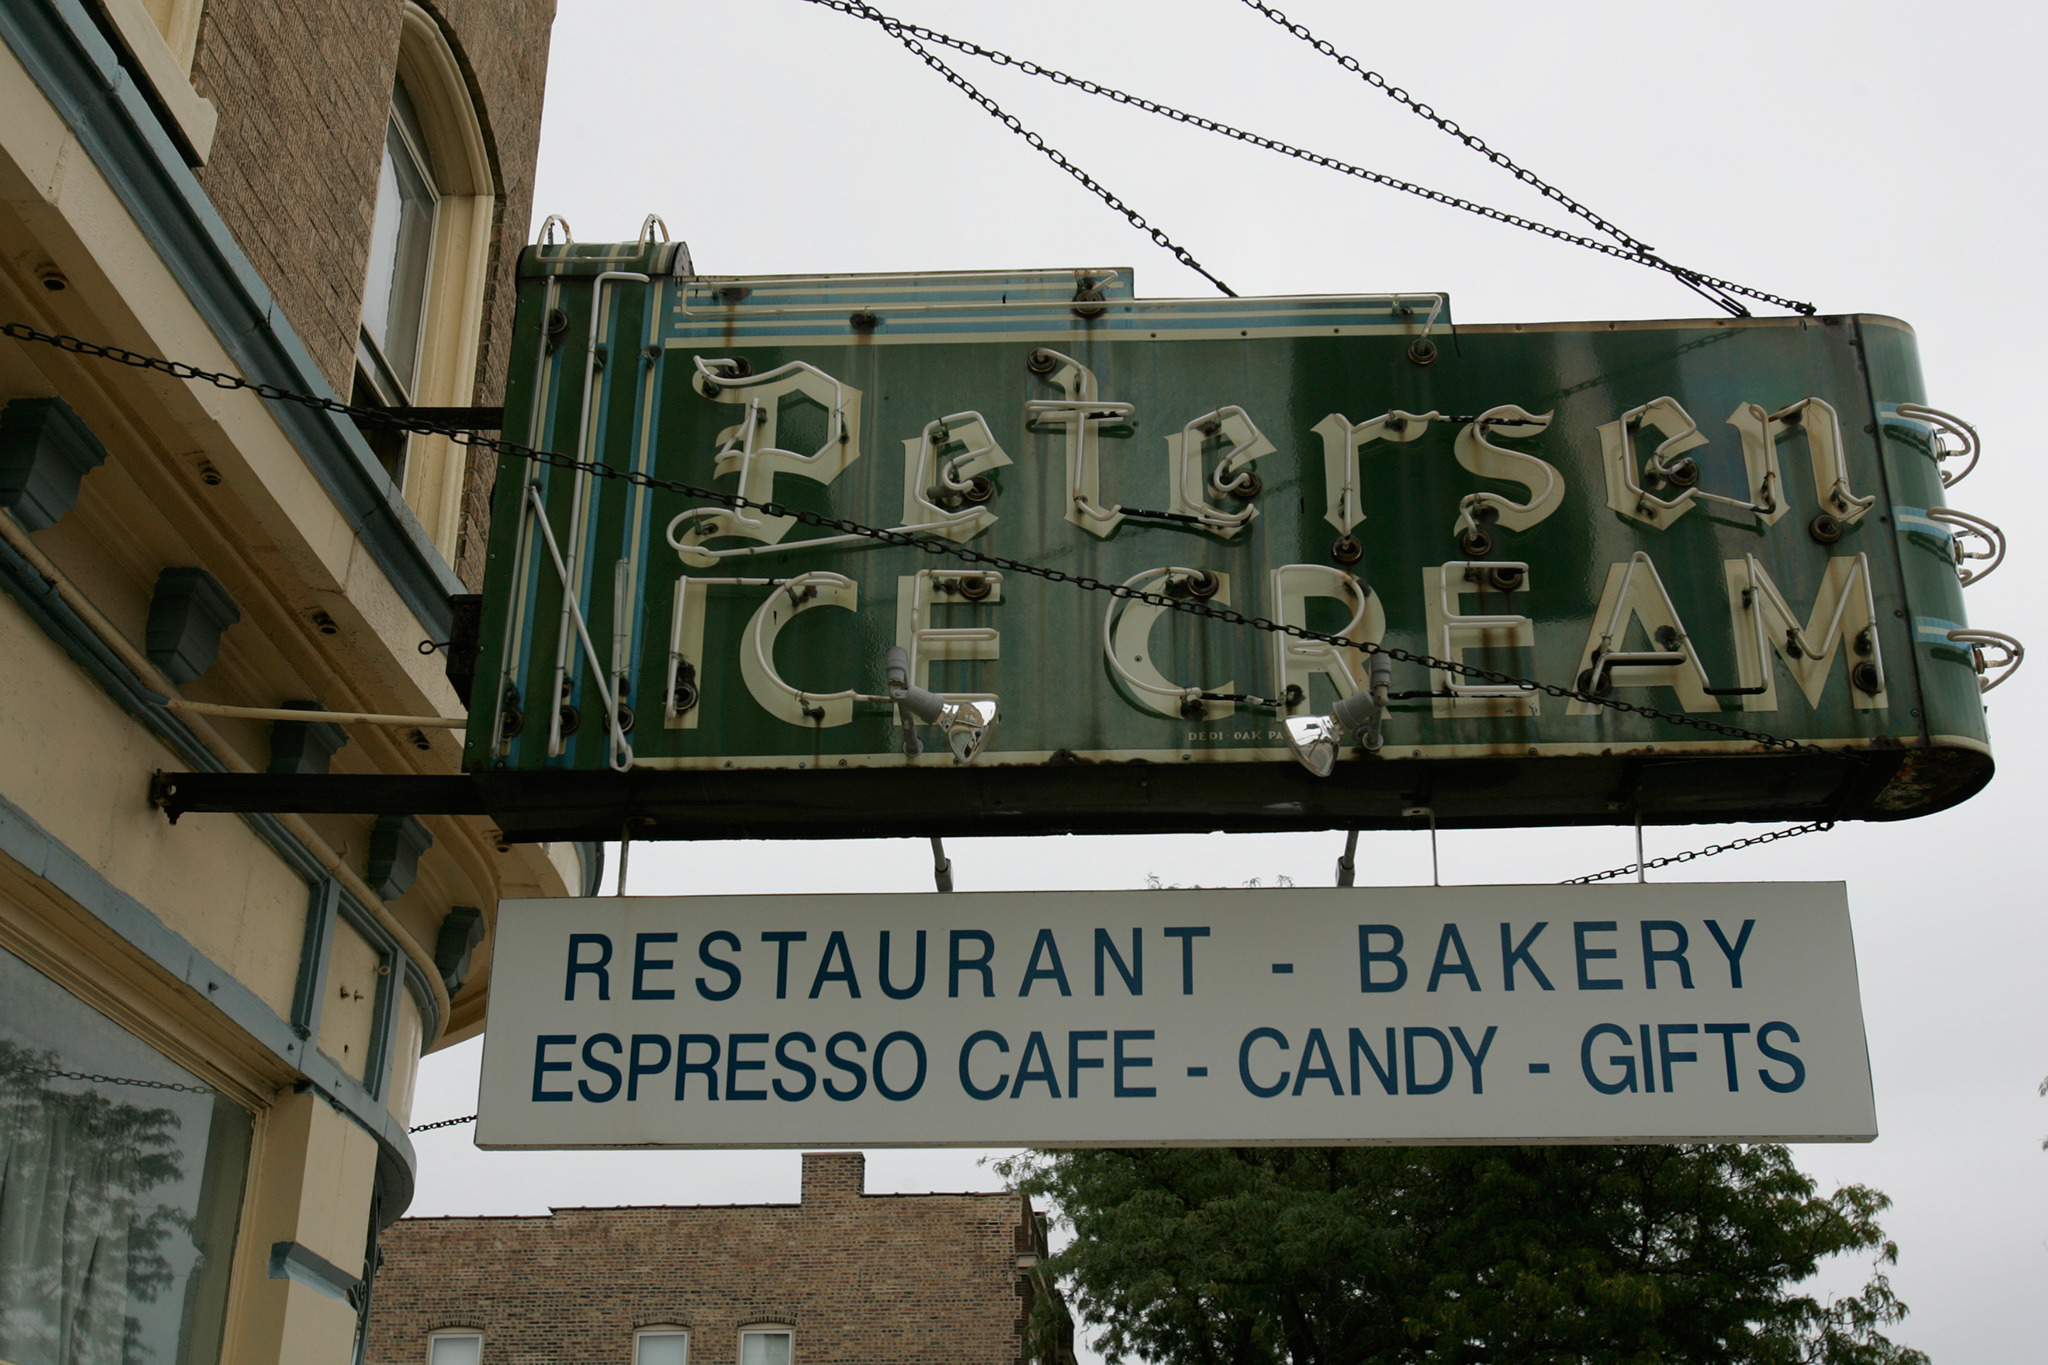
[0,397,110,531]
[367,814,434,900]
[268,700,350,776]
[434,905,484,995]
[0,0,464,639]
[0,778,418,1223]
[145,566,240,683]
[267,1240,365,1308]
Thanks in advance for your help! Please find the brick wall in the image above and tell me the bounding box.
[191,0,401,394]
[364,1153,1047,1365]
[189,0,555,589]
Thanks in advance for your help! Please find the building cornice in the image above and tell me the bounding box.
[1,0,461,640]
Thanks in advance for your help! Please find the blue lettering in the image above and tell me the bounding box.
[578,1034,622,1102]
[1451,1025,1497,1095]
[1500,921,1553,991]
[532,1034,575,1102]
[824,1031,868,1100]
[1094,928,1142,996]
[949,930,995,998]
[1010,1031,1061,1098]
[632,932,678,1000]
[959,1030,1010,1100]
[1703,1022,1750,1091]
[1239,1027,1289,1098]
[1657,1023,1700,1091]
[879,930,926,1000]
[773,1032,817,1101]
[873,1031,927,1101]
[1019,929,1073,997]
[808,930,862,999]
[761,931,807,999]
[1706,919,1756,988]
[1067,1029,1107,1096]
[1574,921,1622,990]
[1358,925,1407,993]
[1641,922,1693,989]
[1348,1027,1397,1095]
[627,1033,671,1101]
[726,1032,769,1100]
[1162,926,1210,994]
[1427,923,1481,993]
[1404,1027,1453,1094]
[1292,1028,1342,1096]
[1113,1031,1156,1097]
[1580,1023,1638,1094]
[675,1034,721,1100]
[565,934,611,1001]
[1756,1021,1805,1092]
[695,931,741,1001]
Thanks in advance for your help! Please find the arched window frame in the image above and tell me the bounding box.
[359,2,498,567]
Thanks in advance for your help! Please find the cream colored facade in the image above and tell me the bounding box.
[0,2,563,1361]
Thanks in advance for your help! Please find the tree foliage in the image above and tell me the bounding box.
[1004,1144,1926,1365]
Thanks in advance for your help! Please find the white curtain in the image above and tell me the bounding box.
[0,1042,182,1365]
[740,1331,792,1365]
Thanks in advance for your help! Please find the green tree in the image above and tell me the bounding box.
[1004,1145,1925,1365]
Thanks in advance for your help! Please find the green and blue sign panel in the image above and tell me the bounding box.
[468,239,1994,841]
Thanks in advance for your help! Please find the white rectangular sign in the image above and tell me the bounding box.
[475,883,1875,1148]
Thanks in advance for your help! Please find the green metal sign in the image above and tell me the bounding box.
[467,239,2002,842]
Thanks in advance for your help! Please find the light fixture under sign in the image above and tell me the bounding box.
[885,646,996,765]
[1283,653,1392,777]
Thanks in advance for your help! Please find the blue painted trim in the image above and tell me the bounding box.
[268,1240,365,1308]
[0,783,417,1220]
[0,530,442,1044]
[0,532,429,1218]
[0,0,461,638]
[292,878,338,1044]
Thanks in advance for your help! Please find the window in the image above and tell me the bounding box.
[740,1329,793,1365]
[353,3,499,563]
[0,941,252,1364]
[427,1329,483,1364]
[357,76,439,433]
[636,1326,689,1365]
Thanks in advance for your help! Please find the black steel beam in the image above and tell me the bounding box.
[143,747,1919,844]
[152,772,486,821]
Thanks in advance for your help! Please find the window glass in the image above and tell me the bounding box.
[361,78,438,401]
[428,1332,483,1365]
[636,1329,689,1365]
[0,941,252,1365]
[740,1331,793,1365]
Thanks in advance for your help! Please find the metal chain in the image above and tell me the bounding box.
[1232,0,1815,317]
[409,1113,477,1133]
[823,1,1236,297]
[0,320,1842,761]
[1562,820,1836,884]
[4,1063,213,1095]
[798,0,1812,316]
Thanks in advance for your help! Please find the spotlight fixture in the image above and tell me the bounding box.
[1283,653,1392,777]
[885,647,996,765]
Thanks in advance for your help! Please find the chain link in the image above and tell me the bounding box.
[4,1063,213,1095]
[1562,820,1836,885]
[799,0,1812,316]
[409,1113,477,1133]
[2,319,1845,761]
[823,1,1235,297]
[1230,0,1814,317]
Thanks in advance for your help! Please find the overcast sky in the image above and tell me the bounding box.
[408,2,2048,1359]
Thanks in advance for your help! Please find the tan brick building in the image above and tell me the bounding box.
[0,2,576,1362]
[365,1153,1067,1365]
